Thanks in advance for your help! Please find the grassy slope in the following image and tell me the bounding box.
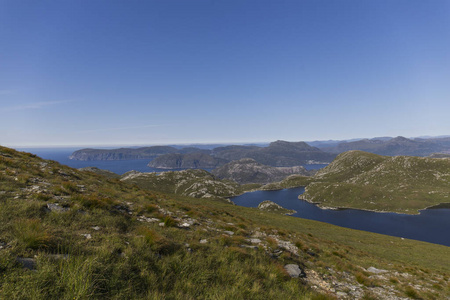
[300,151,450,213]
[0,146,449,299]
[120,169,260,199]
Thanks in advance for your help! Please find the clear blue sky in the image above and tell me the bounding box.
[1,0,449,147]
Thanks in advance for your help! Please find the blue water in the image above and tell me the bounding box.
[231,187,450,247]
[17,148,171,175]
[17,148,328,175]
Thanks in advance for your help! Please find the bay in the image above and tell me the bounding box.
[231,187,450,247]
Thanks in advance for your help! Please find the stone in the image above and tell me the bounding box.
[367,267,388,274]
[248,238,262,244]
[178,222,191,228]
[199,239,208,244]
[91,226,101,231]
[16,257,36,270]
[284,264,305,278]
[46,203,69,213]
[223,231,234,236]
[81,233,92,239]
[336,291,347,297]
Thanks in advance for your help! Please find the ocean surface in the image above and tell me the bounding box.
[16,148,327,175]
[231,187,450,247]
[17,148,187,174]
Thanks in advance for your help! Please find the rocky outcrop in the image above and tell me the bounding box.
[257,200,297,215]
[120,169,241,199]
[78,167,121,179]
[212,158,312,184]
[147,153,227,169]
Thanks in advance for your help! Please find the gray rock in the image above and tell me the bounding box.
[367,266,388,274]
[248,238,262,244]
[199,239,208,244]
[91,226,101,231]
[336,291,347,298]
[46,203,69,213]
[178,222,191,228]
[284,264,305,278]
[240,245,258,250]
[81,233,92,239]
[16,257,36,270]
[223,231,234,236]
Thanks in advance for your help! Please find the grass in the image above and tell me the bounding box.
[300,151,450,213]
[14,219,53,250]
[0,146,449,299]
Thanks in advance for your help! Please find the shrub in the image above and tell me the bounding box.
[62,181,78,193]
[404,286,420,298]
[14,219,52,250]
[163,216,177,227]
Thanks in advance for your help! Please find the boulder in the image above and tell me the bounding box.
[284,264,305,278]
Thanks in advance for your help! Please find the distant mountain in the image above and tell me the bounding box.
[147,153,227,169]
[69,146,205,161]
[428,153,450,158]
[212,158,312,184]
[300,150,450,213]
[212,140,336,166]
[320,136,449,156]
[70,140,336,166]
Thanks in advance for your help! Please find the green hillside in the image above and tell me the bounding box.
[300,151,450,213]
[120,169,258,199]
[0,146,448,299]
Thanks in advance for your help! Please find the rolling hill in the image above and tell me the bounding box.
[2,146,448,299]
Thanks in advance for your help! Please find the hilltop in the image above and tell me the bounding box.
[212,158,312,184]
[1,146,449,299]
[320,136,450,157]
[300,151,450,213]
[120,169,254,200]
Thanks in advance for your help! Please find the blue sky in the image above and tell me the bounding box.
[1,0,449,147]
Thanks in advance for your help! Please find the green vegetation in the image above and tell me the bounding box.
[257,200,297,215]
[300,151,450,213]
[212,158,311,184]
[0,146,449,299]
[120,168,257,200]
[261,174,312,190]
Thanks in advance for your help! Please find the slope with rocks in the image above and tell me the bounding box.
[212,158,313,184]
[120,169,249,199]
[300,150,450,213]
[147,152,227,169]
[1,146,448,299]
[322,136,449,156]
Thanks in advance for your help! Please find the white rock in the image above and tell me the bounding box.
[81,234,92,239]
[284,264,303,278]
[367,267,388,274]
